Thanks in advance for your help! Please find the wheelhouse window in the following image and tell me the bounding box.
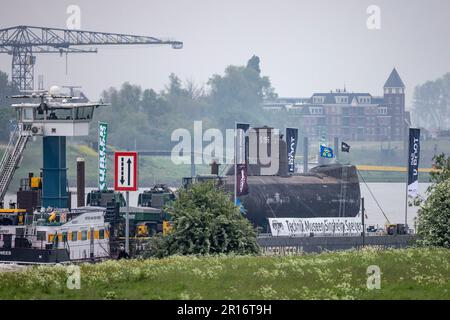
[37,231,46,241]
[75,106,94,120]
[48,108,73,120]
[22,108,34,121]
[81,230,87,241]
[71,231,78,242]
[99,229,105,239]
[35,108,45,120]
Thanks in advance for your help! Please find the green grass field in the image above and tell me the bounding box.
[0,248,448,300]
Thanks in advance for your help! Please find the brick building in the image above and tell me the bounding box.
[263,69,410,141]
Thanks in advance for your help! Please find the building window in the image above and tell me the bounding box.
[37,231,46,241]
[81,230,87,241]
[313,96,324,104]
[310,107,323,115]
[336,96,348,104]
[99,229,105,240]
[22,108,34,121]
[72,231,78,242]
[378,107,388,115]
[358,97,370,104]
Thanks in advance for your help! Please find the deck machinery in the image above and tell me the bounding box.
[86,185,175,238]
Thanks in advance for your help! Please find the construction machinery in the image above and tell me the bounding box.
[0,25,183,91]
[86,185,175,238]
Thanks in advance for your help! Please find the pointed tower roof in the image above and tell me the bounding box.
[384,68,405,88]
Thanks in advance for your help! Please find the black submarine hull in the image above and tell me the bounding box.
[225,164,361,229]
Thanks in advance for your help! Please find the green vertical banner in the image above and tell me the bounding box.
[98,122,108,190]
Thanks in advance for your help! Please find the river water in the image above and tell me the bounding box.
[4,182,430,231]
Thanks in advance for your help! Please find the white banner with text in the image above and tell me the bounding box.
[268,217,363,237]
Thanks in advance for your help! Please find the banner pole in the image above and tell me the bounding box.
[361,197,365,248]
[404,178,408,228]
[234,121,237,205]
[405,128,410,229]
[125,190,130,254]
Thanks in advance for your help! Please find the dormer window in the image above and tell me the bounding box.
[313,96,324,104]
[336,96,348,104]
[358,96,371,104]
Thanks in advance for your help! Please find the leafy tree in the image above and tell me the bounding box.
[430,153,450,185]
[416,179,450,248]
[0,71,18,142]
[144,182,260,258]
[412,73,450,130]
[415,152,450,247]
[208,55,277,129]
[53,55,276,151]
[246,55,261,74]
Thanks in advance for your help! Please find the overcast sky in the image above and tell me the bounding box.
[1,0,449,108]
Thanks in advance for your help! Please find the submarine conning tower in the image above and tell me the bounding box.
[1,86,109,208]
[226,126,289,177]
[222,126,361,226]
[224,125,359,182]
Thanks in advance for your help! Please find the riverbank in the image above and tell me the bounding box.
[1,141,437,192]
[0,247,448,299]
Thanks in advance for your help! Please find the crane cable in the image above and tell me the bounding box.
[357,169,391,224]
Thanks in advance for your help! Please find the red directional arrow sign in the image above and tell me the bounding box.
[114,152,138,191]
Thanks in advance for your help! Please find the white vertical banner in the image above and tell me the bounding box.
[98,122,108,190]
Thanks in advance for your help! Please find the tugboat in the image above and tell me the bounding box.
[0,86,111,263]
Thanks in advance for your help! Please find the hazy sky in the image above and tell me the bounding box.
[1,0,449,108]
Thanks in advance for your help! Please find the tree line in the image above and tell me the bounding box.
[0,59,449,147]
[0,55,276,150]
[89,55,276,150]
[412,72,450,131]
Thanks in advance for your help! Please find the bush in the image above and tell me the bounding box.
[416,179,450,248]
[430,153,450,186]
[143,182,260,258]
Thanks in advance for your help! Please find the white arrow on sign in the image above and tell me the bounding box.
[114,152,138,191]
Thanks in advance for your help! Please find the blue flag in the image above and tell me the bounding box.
[320,145,334,158]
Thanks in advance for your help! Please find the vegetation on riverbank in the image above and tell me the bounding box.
[0,247,448,300]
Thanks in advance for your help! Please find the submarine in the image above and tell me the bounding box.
[192,126,361,229]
